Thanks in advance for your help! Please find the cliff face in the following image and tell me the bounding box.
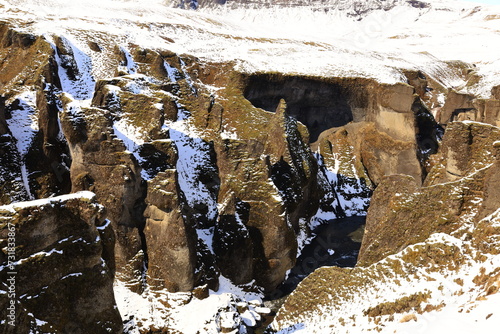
[0,192,122,333]
[0,22,339,329]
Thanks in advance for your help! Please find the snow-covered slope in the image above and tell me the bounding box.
[1,0,500,98]
[272,230,500,333]
[271,209,500,333]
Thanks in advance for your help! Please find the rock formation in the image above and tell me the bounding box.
[0,192,122,333]
[272,120,500,332]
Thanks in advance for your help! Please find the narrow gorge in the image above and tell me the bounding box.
[1,0,500,333]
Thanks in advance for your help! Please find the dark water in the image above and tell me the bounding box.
[267,216,366,301]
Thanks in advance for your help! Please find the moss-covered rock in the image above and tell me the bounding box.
[358,121,500,267]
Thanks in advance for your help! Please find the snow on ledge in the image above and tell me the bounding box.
[0,191,97,213]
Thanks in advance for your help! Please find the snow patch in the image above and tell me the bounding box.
[114,275,265,334]
[166,119,218,222]
[0,191,96,214]
[119,46,138,74]
[5,91,39,199]
[48,35,95,100]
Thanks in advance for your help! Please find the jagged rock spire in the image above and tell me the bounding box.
[275,98,287,114]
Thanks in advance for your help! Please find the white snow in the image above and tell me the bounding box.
[165,119,218,222]
[47,34,95,100]
[5,91,38,157]
[220,128,239,140]
[1,1,500,333]
[296,218,312,255]
[240,309,258,327]
[5,91,39,199]
[96,219,112,231]
[163,60,182,83]
[119,46,138,75]
[1,0,499,97]
[60,272,83,279]
[0,191,96,213]
[197,228,214,253]
[0,247,64,271]
[112,117,149,178]
[114,275,265,334]
[272,214,500,334]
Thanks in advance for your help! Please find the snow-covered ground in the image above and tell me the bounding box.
[271,208,500,334]
[115,275,270,334]
[1,0,500,97]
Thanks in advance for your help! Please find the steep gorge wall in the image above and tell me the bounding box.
[243,73,441,186]
[0,20,443,296]
[272,120,500,333]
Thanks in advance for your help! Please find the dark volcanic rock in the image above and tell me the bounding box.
[214,198,253,285]
[0,192,122,334]
[25,86,73,199]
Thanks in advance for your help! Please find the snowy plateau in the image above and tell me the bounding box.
[0,0,500,333]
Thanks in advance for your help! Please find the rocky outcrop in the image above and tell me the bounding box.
[0,192,122,333]
[213,197,253,285]
[272,213,500,332]
[244,73,428,186]
[243,75,420,143]
[144,166,199,292]
[271,120,500,333]
[78,53,325,295]
[243,75,368,142]
[60,95,145,287]
[0,22,70,204]
[0,23,58,97]
[437,89,500,127]
[0,97,8,135]
[358,121,500,266]
[206,89,325,291]
[26,86,72,199]
[3,11,500,333]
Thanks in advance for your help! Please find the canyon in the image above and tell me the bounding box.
[0,0,500,333]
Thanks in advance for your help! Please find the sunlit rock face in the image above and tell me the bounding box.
[272,120,500,333]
